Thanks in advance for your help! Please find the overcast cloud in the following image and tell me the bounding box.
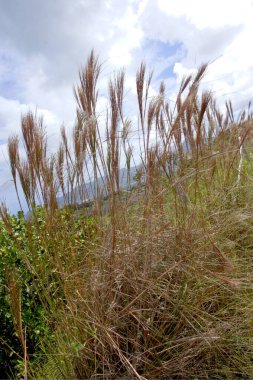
[1,0,253,212]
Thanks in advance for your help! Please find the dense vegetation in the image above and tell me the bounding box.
[1,52,253,379]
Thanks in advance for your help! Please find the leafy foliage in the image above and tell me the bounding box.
[2,52,253,379]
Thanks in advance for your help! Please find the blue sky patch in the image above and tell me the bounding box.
[0,78,20,99]
[145,40,181,59]
[141,39,186,81]
[157,65,175,80]
[0,52,22,100]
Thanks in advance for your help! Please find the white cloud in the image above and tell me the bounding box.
[158,0,253,29]
[0,0,253,211]
[108,3,144,66]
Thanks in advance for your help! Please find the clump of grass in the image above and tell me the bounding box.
[2,51,253,379]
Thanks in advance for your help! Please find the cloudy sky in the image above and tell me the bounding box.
[1,0,253,212]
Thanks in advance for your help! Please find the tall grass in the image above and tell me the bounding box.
[2,51,253,379]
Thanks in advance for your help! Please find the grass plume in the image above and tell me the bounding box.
[2,52,253,379]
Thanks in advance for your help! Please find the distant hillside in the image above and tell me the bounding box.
[57,166,139,207]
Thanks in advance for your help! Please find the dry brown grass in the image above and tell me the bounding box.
[3,51,253,379]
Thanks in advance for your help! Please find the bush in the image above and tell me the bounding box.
[1,52,253,379]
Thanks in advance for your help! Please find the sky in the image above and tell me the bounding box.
[1,0,253,213]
